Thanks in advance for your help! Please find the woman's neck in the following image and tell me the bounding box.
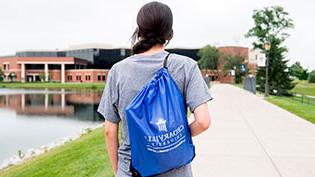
[138,44,165,56]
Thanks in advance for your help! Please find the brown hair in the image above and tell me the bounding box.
[131,1,173,54]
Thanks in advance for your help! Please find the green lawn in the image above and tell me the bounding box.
[233,81,315,124]
[266,95,315,124]
[0,127,114,177]
[0,82,105,90]
[291,80,315,96]
[234,83,243,89]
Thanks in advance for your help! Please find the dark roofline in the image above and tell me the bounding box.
[0,55,15,58]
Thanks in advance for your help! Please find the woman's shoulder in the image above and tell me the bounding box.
[167,53,198,72]
[168,53,197,65]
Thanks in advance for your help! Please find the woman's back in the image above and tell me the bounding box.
[98,50,211,176]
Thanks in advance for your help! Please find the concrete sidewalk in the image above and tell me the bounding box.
[192,84,315,177]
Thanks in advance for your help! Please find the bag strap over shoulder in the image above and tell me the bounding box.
[163,53,171,69]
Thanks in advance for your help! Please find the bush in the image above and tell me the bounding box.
[91,85,97,89]
[308,70,315,83]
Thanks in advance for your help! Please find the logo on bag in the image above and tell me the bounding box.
[156,119,167,132]
[144,124,186,153]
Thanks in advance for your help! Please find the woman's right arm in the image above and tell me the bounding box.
[189,103,211,137]
[183,61,213,137]
[104,120,119,175]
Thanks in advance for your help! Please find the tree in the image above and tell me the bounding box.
[197,45,220,72]
[223,55,244,84]
[8,72,16,82]
[246,6,295,95]
[39,73,45,82]
[308,70,315,83]
[289,62,308,80]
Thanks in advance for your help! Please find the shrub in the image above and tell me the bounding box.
[308,70,315,83]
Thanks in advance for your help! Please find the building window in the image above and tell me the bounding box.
[67,75,72,81]
[76,75,81,81]
[98,75,101,81]
[120,48,126,56]
[85,75,91,81]
[102,75,106,81]
[3,64,9,71]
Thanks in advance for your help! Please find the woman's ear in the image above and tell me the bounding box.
[167,29,173,41]
[164,29,173,47]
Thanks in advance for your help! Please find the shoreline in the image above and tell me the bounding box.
[0,123,104,170]
[0,82,105,90]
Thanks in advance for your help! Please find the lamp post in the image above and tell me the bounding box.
[264,41,271,97]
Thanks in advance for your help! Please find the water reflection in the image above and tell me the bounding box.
[0,88,104,164]
[0,89,104,121]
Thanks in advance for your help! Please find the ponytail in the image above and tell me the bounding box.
[131,29,168,54]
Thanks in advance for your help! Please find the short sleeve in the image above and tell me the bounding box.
[97,67,120,123]
[185,62,213,113]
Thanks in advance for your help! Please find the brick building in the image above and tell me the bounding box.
[0,45,129,83]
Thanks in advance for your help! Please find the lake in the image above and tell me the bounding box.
[0,88,104,164]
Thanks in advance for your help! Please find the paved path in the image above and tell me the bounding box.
[192,84,315,177]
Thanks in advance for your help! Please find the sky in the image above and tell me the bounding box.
[0,0,314,70]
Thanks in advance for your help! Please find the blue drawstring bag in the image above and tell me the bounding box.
[125,53,195,177]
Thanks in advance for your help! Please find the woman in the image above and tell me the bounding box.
[98,1,212,177]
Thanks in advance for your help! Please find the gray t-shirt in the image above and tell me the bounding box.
[98,50,213,177]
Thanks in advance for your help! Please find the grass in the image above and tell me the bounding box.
[234,83,243,89]
[291,80,315,96]
[266,95,315,124]
[234,80,315,124]
[0,127,114,177]
[0,82,105,90]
